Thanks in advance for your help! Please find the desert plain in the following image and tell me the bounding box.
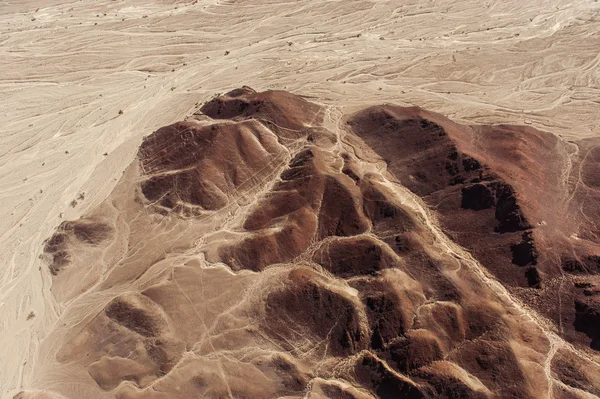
[1,0,600,398]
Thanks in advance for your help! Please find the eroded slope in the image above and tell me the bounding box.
[347,105,600,352]
[23,88,600,399]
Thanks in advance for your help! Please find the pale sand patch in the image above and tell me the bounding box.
[0,0,599,396]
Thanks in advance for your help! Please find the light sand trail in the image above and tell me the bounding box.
[1,0,599,396]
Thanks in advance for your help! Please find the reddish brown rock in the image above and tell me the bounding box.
[39,88,600,399]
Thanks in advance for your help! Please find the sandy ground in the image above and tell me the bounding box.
[0,0,599,396]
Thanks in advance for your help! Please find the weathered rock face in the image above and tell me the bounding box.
[138,119,288,214]
[574,297,600,350]
[346,104,600,348]
[33,88,600,399]
[43,219,112,275]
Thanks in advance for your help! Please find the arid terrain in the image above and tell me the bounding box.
[15,86,600,398]
[1,0,600,398]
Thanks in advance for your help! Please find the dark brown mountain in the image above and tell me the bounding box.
[25,88,600,399]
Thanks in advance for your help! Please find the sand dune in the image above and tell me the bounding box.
[1,0,600,398]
